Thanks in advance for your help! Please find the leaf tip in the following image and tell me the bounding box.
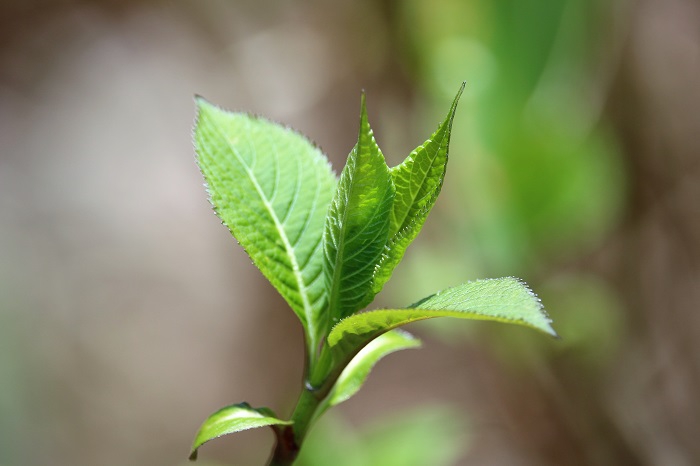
[544,318,560,339]
[509,276,558,338]
[193,95,217,126]
[188,449,198,461]
[359,90,368,121]
[540,319,559,338]
[450,83,465,115]
[193,94,210,108]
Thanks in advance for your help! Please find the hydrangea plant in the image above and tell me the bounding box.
[189,83,556,465]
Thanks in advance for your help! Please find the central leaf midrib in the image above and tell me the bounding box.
[209,117,317,345]
[391,127,448,233]
[327,147,391,320]
[327,156,355,324]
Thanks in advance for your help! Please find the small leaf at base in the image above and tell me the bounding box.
[189,402,291,461]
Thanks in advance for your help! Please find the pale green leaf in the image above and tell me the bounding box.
[189,402,291,461]
[195,99,336,351]
[327,330,421,407]
[328,277,557,361]
[372,83,464,295]
[323,94,395,327]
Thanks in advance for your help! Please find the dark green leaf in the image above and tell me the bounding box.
[323,94,395,328]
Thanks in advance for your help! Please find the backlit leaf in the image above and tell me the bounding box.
[323,94,395,328]
[190,402,291,461]
[195,99,336,351]
[328,277,556,363]
[327,330,421,407]
[372,83,464,295]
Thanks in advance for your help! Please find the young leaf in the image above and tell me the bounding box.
[323,94,395,327]
[327,330,421,407]
[371,83,465,295]
[195,99,336,352]
[190,402,291,461]
[327,277,557,363]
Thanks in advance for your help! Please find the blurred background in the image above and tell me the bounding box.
[1,0,699,465]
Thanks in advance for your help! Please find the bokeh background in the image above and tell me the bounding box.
[2,0,699,465]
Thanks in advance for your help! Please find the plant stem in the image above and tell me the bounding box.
[267,386,323,466]
[267,425,298,466]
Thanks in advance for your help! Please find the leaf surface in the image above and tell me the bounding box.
[328,277,556,362]
[328,330,421,407]
[372,83,464,294]
[195,99,336,350]
[323,94,395,327]
[189,402,291,460]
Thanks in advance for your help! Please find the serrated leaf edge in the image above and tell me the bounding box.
[194,98,336,351]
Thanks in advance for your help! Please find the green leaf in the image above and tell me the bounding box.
[189,402,291,461]
[323,94,395,327]
[328,277,557,361]
[327,330,421,407]
[372,83,465,295]
[195,99,336,351]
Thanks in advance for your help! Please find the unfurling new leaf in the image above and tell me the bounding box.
[323,94,394,328]
[371,83,464,295]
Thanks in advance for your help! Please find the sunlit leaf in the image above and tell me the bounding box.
[323,94,395,327]
[371,83,464,295]
[190,402,291,461]
[328,277,556,362]
[327,330,421,407]
[195,99,336,351]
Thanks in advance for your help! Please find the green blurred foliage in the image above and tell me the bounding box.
[296,405,468,466]
[393,0,625,275]
[380,0,626,367]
